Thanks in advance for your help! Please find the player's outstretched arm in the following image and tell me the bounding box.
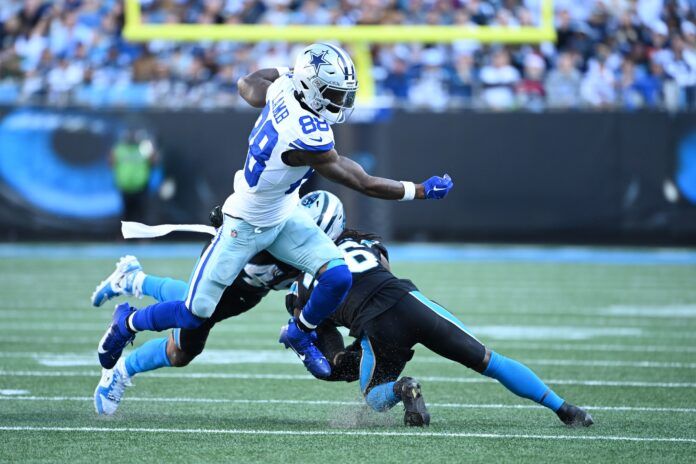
[237,68,283,108]
[285,149,454,200]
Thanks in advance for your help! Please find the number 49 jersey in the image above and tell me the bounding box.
[291,232,418,337]
[223,74,335,227]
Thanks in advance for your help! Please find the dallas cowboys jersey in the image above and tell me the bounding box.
[222,73,335,227]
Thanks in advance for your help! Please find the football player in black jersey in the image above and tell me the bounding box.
[93,191,345,415]
[283,231,594,428]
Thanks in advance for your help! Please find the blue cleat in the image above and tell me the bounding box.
[94,358,132,416]
[91,256,143,307]
[279,318,331,379]
[97,303,136,369]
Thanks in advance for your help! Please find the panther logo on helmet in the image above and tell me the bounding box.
[300,190,345,241]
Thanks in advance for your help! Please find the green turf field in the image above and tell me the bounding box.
[1,248,695,463]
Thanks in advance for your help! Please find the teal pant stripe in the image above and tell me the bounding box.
[359,337,375,393]
[172,328,181,350]
[409,291,480,342]
[325,258,346,271]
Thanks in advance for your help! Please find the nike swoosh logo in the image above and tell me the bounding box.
[97,330,111,354]
[308,137,322,142]
[432,186,448,191]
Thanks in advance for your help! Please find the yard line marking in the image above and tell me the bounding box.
[0,390,30,396]
[600,305,696,318]
[5,323,696,342]
[1,426,694,444]
[493,342,696,354]
[4,351,696,370]
[1,370,695,388]
[2,395,695,413]
[2,336,696,354]
[416,358,696,369]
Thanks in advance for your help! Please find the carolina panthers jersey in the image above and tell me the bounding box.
[223,74,336,227]
[288,231,417,337]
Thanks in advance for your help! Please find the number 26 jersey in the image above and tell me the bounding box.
[223,74,335,227]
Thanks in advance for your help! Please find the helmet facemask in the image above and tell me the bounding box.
[317,83,357,124]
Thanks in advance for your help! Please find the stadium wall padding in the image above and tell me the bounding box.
[0,106,694,244]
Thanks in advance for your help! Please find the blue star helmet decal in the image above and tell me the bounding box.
[307,50,330,74]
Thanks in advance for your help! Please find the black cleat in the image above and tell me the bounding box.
[394,377,430,427]
[556,402,594,427]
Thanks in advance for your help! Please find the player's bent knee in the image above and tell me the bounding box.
[189,293,216,320]
[317,259,352,295]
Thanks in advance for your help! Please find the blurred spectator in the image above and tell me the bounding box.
[633,58,672,108]
[383,57,411,101]
[545,52,582,109]
[408,48,449,111]
[450,52,475,105]
[663,35,696,109]
[516,53,546,111]
[479,48,520,110]
[618,59,644,109]
[581,44,618,108]
[47,53,83,104]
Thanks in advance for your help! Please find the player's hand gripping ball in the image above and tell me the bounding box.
[422,174,453,199]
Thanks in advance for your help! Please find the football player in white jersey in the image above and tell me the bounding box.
[97,43,454,379]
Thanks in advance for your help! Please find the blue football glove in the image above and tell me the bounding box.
[422,174,453,199]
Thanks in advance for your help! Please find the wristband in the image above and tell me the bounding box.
[399,181,416,201]
[276,67,291,76]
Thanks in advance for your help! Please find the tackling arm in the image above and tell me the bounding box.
[237,68,283,108]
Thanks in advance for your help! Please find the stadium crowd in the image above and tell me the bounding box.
[0,0,694,111]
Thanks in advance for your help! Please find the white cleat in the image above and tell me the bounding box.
[90,255,143,307]
[94,358,133,416]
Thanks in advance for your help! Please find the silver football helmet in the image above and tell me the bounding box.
[292,43,358,124]
[301,190,345,240]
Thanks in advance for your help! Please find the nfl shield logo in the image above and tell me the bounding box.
[230,229,238,238]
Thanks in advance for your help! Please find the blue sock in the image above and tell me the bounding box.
[130,300,204,332]
[483,351,564,411]
[300,260,352,327]
[142,275,188,302]
[365,381,400,412]
[124,337,171,377]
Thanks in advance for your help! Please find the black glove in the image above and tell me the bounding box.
[209,205,223,228]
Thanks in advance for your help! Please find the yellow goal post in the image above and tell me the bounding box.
[123,0,556,102]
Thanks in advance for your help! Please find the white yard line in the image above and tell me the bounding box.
[492,342,696,354]
[3,350,696,370]
[1,369,694,388]
[1,395,694,413]
[3,336,696,355]
[0,426,694,444]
